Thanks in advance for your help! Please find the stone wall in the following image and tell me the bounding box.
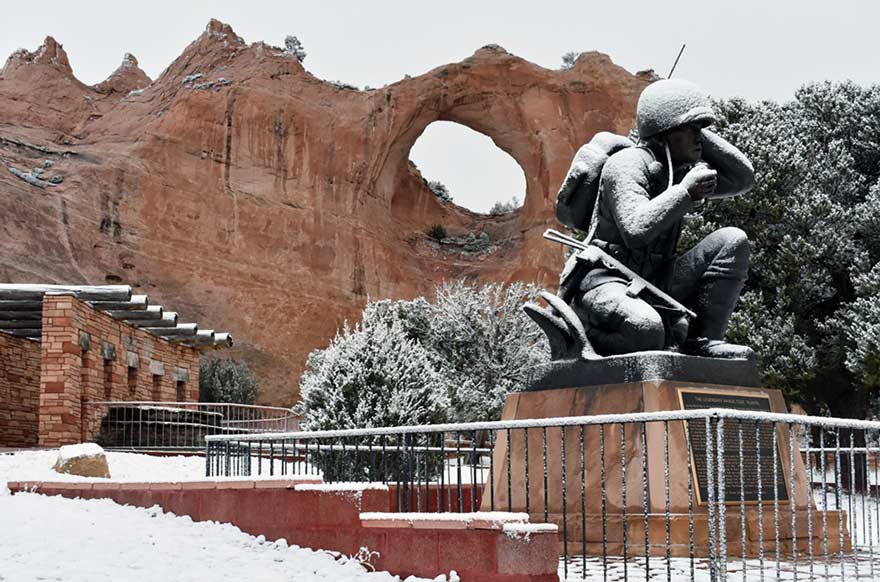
[38,294,200,447]
[0,332,41,447]
[7,480,560,582]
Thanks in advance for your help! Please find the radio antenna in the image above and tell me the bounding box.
[667,43,686,78]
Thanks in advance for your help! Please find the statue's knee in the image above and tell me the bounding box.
[714,226,750,276]
[718,227,749,255]
[620,307,665,352]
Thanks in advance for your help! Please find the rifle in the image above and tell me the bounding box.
[543,229,696,320]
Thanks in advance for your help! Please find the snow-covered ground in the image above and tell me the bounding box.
[0,449,206,489]
[9,449,880,581]
[0,492,455,582]
[0,449,457,581]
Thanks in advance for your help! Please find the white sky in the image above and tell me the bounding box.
[1,0,876,212]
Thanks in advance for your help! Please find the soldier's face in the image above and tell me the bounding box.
[665,123,703,163]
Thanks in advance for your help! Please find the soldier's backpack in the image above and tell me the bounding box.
[555,132,634,237]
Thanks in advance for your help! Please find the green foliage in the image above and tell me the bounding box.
[428,224,447,241]
[199,358,258,404]
[683,81,880,417]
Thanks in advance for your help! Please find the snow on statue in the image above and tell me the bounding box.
[529,79,756,361]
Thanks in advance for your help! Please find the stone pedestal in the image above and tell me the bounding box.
[482,353,850,557]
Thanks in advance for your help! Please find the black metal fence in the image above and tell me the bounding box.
[205,409,880,581]
[82,401,300,452]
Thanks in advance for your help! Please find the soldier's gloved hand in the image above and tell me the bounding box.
[680,163,718,201]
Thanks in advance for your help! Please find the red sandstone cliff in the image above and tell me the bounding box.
[0,20,650,405]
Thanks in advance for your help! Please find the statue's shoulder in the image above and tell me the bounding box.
[601,146,654,181]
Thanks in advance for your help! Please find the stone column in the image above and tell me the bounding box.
[37,293,85,447]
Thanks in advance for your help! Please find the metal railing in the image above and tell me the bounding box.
[205,409,880,581]
[83,401,300,452]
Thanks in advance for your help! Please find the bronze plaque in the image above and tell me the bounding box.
[678,388,789,504]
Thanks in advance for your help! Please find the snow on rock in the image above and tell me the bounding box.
[0,492,454,582]
[53,443,110,478]
[0,450,205,491]
[56,442,105,461]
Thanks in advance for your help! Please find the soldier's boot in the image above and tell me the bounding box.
[684,277,755,360]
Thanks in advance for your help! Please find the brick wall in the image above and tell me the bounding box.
[7,480,561,582]
[0,332,42,447]
[38,294,201,447]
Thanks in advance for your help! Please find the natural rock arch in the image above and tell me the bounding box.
[408,120,527,214]
[0,23,652,404]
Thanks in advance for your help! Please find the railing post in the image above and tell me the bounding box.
[705,416,717,582]
[716,415,727,582]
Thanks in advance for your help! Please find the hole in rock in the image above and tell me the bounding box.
[409,121,526,215]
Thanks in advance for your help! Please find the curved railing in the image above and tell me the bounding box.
[81,400,300,452]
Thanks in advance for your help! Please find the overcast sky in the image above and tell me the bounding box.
[2,0,876,212]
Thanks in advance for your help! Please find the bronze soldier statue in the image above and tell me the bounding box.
[533,79,755,361]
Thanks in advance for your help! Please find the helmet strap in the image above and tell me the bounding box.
[664,140,674,190]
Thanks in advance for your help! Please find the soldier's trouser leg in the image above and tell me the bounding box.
[577,281,665,355]
[668,227,750,344]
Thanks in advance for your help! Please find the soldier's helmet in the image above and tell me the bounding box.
[636,79,715,140]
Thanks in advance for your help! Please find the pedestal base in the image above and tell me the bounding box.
[482,375,851,557]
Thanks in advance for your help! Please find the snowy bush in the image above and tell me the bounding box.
[680,81,880,417]
[199,359,258,404]
[298,316,448,481]
[327,80,358,91]
[488,196,520,215]
[463,231,491,253]
[299,318,448,431]
[427,180,452,202]
[428,281,548,421]
[283,35,306,62]
[299,281,548,429]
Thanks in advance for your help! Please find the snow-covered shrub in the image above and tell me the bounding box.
[679,81,880,417]
[463,231,491,253]
[328,80,358,91]
[298,316,448,480]
[427,180,452,202]
[488,196,520,215]
[299,318,448,431]
[199,358,257,404]
[299,281,547,427]
[283,35,306,62]
[428,281,548,422]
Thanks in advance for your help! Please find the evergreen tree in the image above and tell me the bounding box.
[298,319,449,431]
[682,81,880,417]
[284,35,307,62]
[560,52,579,70]
[199,359,258,404]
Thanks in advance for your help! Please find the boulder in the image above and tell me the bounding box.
[52,443,111,478]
